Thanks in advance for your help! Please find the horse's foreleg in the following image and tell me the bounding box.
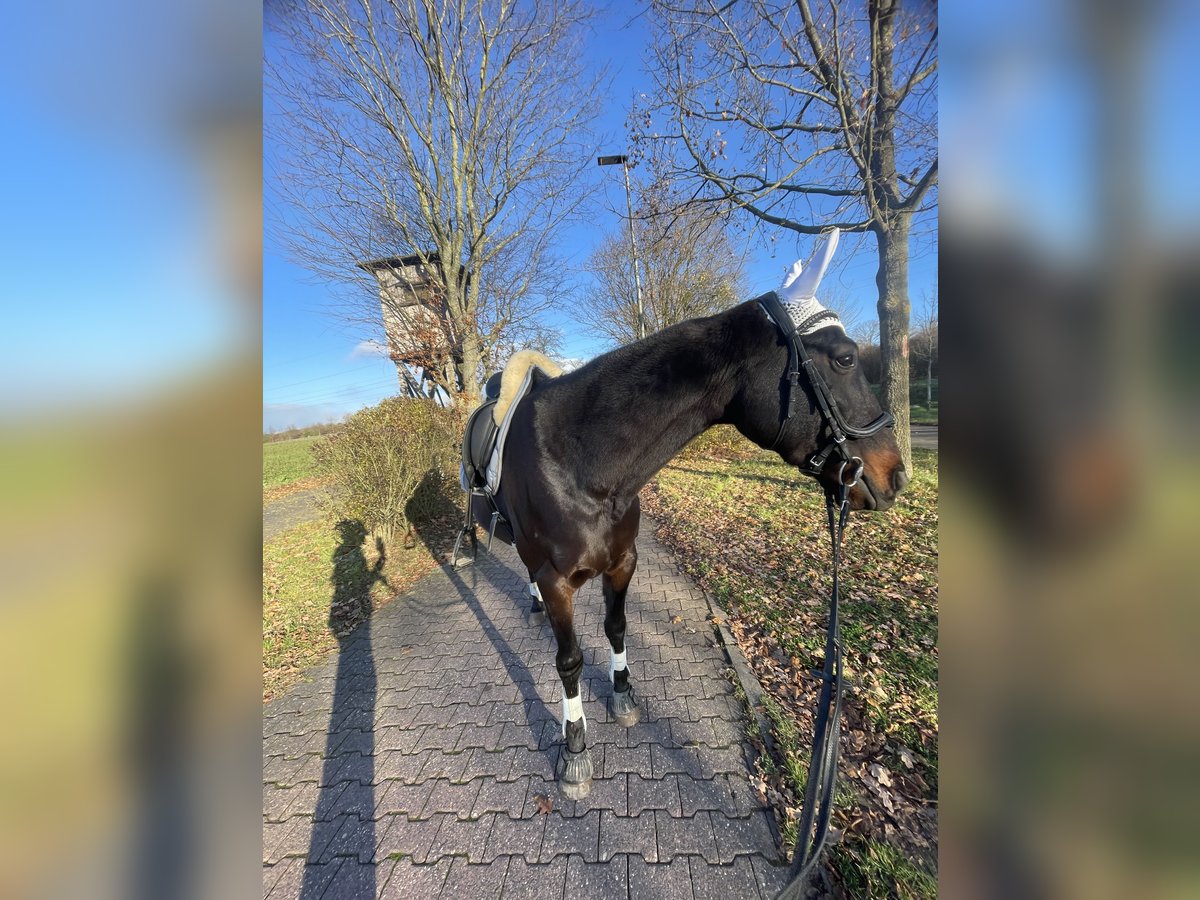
[603,546,641,727]
[536,569,593,799]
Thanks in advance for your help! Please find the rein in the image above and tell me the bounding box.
[776,476,851,900]
[752,291,893,897]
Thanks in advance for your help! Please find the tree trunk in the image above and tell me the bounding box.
[875,221,912,472]
[456,328,482,406]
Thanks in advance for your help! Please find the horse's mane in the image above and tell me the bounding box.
[494,350,562,425]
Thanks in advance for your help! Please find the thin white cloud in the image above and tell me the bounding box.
[350,339,389,359]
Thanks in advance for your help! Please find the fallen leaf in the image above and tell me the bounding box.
[897,747,917,770]
[869,764,893,787]
[670,615,683,624]
[532,794,553,815]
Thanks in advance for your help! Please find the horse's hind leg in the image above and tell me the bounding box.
[526,574,545,626]
[535,568,593,799]
[603,546,641,727]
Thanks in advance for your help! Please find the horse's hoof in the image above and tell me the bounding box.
[610,687,641,728]
[557,746,593,799]
[529,609,545,626]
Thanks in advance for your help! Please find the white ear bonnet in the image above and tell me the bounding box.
[778,229,844,335]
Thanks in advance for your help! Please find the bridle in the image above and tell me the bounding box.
[754,291,894,897]
[756,290,894,481]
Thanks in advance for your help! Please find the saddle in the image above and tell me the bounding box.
[459,351,563,496]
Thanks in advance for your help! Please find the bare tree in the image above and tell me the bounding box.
[911,288,937,409]
[581,193,746,346]
[267,0,602,402]
[638,0,937,469]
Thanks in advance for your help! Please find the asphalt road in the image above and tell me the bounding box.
[911,425,938,451]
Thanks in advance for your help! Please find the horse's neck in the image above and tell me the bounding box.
[561,304,773,498]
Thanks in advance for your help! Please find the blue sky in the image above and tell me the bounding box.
[263,5,938,432]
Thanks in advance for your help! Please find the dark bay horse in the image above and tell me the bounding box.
[467,258,907,798]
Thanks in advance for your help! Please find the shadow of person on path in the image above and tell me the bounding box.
[301,520,384,898]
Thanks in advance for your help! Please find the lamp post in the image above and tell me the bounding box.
[597,154,646,340]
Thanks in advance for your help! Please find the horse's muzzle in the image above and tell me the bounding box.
[853,463,908,511]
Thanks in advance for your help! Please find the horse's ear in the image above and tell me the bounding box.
[790,228,840,299]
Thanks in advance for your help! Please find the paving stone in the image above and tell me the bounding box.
[656,811,718,863]
[418,750,471,782]
[483,813,546,864]
[266,858,340,899]
[500,855,569,899]
[699,746,749,779]
[263,861,287,899]
[678,775,738,818]
[375,779,436,818]
[263,816,313,865]
[264,529,778,900]
[264,785,296,823]
[706,718,747,748]
[374,724,426,754]
[569,773,628,817]
[263,754,306,786]
[628,775,682,818]
[538,809,601,863]
[627,854,694,899]
[375,812,445,864]
[652,745,703,780]
[711,810,779,864]
[726,774,766,818]
[565,852,630,898]
[460,747,521,781]
[442,855,510,896]
[428,813,496,864]
[688,856,762,900]
[599,809,658,864]
[319,814,379,864]
[318,857,379,898]
[510,746,556,782]
[378,857,450,898]
[603,743,652,779]
[420,778,483,818]
[749,854,790,898]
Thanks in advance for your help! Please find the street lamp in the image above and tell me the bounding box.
[597,154,646,340]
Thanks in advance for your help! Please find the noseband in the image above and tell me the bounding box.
[755,291,895,897]
[756,291,894,485]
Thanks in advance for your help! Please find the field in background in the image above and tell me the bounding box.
[263,435,326,499]
[643,432,938,896]
[263,423,342,443]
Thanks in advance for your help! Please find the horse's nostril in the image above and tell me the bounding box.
[892,468,910,494]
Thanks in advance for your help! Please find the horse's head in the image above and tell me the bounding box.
[730,230,908,511]
[779,324,908,511]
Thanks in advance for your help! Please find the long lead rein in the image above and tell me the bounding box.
[777,477,852,899]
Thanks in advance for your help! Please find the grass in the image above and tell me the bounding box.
[263,436,326,495]
[909,401,938,426]
[642,440,938,896]
[865,378,938,425]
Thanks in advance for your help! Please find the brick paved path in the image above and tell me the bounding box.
[263,531,789,899]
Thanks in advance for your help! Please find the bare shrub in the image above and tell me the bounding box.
[313,398,457,542]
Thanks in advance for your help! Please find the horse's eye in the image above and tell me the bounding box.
[834,353,856,369]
